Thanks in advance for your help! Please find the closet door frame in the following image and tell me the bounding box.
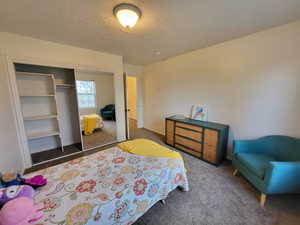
[6,56,122,170]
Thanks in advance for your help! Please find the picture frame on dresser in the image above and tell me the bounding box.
[165,116,229,166]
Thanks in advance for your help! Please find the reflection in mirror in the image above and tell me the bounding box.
[76,70,117,150]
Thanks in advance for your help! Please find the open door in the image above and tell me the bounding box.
[123,72,130,139]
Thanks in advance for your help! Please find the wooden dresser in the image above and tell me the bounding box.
[165,116,229,166]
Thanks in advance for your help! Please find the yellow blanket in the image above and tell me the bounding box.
[83,114,99,135]
[118,138,183,161]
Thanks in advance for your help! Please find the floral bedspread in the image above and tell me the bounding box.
[28,146,189,225]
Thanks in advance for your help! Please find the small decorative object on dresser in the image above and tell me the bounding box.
[165,116,229,166]
[190,105,208,121]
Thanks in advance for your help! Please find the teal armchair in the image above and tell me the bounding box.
[232,135,300,206]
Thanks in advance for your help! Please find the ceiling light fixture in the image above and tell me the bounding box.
[113,3,141,28]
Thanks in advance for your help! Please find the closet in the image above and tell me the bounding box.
[14,63,82,164]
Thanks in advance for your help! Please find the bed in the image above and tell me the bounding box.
[28,145,189,225]
[80,114,104,131]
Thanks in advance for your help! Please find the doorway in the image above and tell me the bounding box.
[126,76,137,138]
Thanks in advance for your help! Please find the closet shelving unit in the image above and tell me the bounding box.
[56,83,75,88]
[16,71,64,152]
[20,94,55,97]
[27,131,61,140]
[24,115,58,121]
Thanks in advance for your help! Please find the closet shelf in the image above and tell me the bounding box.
[23,114,57,121]
[27,131,60,140]
[20,94,55,97]
[56,84,75,88]
[16,72,52,77]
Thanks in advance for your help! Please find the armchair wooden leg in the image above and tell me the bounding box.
[160,199,166,205]
[260,194,267,207]
[233,169,238,176]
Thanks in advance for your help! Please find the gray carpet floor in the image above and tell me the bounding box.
[130,120,300,225]
[82,120,117,149]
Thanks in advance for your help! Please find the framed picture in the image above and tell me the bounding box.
[190,105,208,121]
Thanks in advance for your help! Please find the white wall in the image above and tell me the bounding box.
[124,64,144,128]
[0,32,125,172]
[76,71,115,116]
[144,21,300,156]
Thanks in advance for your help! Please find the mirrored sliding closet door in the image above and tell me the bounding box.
[75,70,117,150]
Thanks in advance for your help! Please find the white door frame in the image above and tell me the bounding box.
[123,72,130,139]
[6,57,32,169]
[125,73,144,139]
[6,55,123,170]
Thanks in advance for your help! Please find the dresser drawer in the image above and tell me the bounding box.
[175,144,201,157]
[204,129,218,147]
[176,122,203,132]
[166,120,175,145]
[203,145,217,163]
[175,135,202,152]
[175,127,202,141]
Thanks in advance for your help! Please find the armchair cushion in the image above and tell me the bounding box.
[236,153,276,179]
[102,111,113,116]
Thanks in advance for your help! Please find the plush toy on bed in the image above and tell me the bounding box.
[0,185,44,224]
[23,175,47,189]
[0,173,23,187]
[0,197,44,225]
[0,173,46,224]
[0,173,47,189]
[0,185,35,207]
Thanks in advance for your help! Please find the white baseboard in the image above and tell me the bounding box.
[143,126,164,136]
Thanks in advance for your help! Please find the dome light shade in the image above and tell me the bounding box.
[113,3,141,28]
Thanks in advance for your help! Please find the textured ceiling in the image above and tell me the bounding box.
[1,0,300,65]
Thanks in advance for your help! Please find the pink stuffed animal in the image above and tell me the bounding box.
[0,185,35,206]
[0,197,44,225]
